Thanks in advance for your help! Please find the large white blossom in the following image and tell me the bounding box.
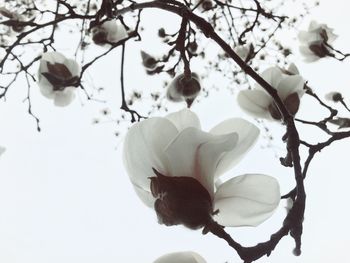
[92,20,128,45]
[123,109,280,227]
[154,251,206,263]
[37,52,81,107]
[237,64,304,120]
[298,21,337,62]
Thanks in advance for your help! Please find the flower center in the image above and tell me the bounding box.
[150,168,213,230]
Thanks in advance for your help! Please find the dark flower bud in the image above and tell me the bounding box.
[141,51,158,70]
[201,0,213,11]
[150,168,213,230]
[166,72,201,104]
[158,28,166,38]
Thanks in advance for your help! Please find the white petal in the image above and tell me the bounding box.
[0,146,6,156]
[53,87,76,107]
[210,118,260,177]
[105,21,128,43]
[164,127,237,195]
[297,31,311,43]
[237,89,272,119]
[258,67,282,90]
[41,51,66,64]
[132,183,155,208]
[38,79,55,99]
[277,75,304,100]
[123,117,178,195]
[214,174,280,227]
[196,132,238,195]
[308,20,320,31]
[166,108,201,132]
[326,29,337,43]
[299,46,319,62]
[154,251,206,263]
[64,58,81,77]
[287,63,299,75]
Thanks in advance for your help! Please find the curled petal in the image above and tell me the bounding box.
[165,127,238,195]
[154,251,206,263]
[166,108,201,132]
[237,89,272,119]
[210,118,260,177]
[277,74,304,100]
[214,174,280,227]
[123,117,178,197]
[258,67,283,90]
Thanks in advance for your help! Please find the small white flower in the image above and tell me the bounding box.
[92,20,128,45]
[237,64,305,120]
[37,52,81,107]
[123,109,280,227]
[166,73,201,107]
[234,43,253,62]
[0,146,6,156]
[298,21,337,62]
[154,251,206,263]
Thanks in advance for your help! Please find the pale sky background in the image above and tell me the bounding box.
[1,1,350,262]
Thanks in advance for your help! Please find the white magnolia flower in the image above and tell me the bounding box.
[123,109,280,227]
[166,73,201,107]
[0,146,5,156]
[154,251,206,263]
[234,43,253,62]
[92,20,128,45]
[298,21,337,62]
[237,64,304,120]
[37,52,81,107]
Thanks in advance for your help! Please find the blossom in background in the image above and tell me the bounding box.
[194,0,213,11]
[298,21,337,62]
[0,7,26,32]
[37,52,81,107]
[237,64,304,120]
[123,109,280,228]
[141,51,158,72]
[0,146,5,156]
[234,43,254,62]
[154,251,206,263]
[92,20,128,45]
[166,73,201,107]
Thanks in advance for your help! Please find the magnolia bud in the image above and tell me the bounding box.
[141,51,157,70]
[150,168,213,229]
[325,91,343,102]
[166,72,201,104]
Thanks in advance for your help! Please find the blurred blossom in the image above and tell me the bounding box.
[123,109,280,228]
[234,43,254,62]
[298,21,337,62]
[237,64,305,120]
[38,52,80,107]
[166,73,201,107]
[154,251,206,263]
[92,20,128,45]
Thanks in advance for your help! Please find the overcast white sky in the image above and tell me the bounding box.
[1,1,350,262]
